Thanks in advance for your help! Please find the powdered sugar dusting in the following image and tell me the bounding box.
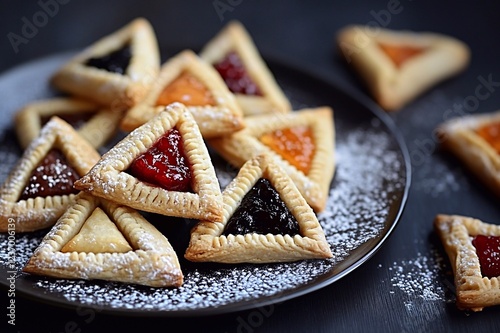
[0,53,408,314]
[319,127,405,258]
[0,123,406,313]
[381,245,452,311]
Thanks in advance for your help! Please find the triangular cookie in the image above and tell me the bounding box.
[74,102,223,221]
[208,107,335,212]
[434,214,500,312]
[23,192,183,288]
[51,17,160,107]
[437,110,500,198]
[0,117,101,233]
[184,154,332,263]
[14,97,123,150]
[120,49,245,138]
[199,20,291,116]
[336,25,470,111]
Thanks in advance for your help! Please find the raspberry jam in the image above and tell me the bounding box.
[86,44,132,74]
[127,128,193,192]
[472,235,500,278]
[213,51,262,95]
[260,126,315,174]
[476,122,500,154]
[222,178,299,236]
[20,149,80,200]
[156,72,216,107]
[378,43,424,68]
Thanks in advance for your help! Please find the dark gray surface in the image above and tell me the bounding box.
[1,0,499,332]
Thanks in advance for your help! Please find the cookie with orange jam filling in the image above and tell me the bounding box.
[336,25,470,111]
[120,50,244,139]
[208,106,335,212]
[437,110,500,198]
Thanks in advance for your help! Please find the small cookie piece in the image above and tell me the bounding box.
[0,117,101,232]
[23,192,183,288]
[208,107,335,212]
[434,214,500,312]
[436,111,500,198]
[120,49,245,138]
[14,97,123,150]
[336,25,470,111]
[74,102,223,221]
[184,154,333,264]
[51,17,160,107]
[200,20,291,116]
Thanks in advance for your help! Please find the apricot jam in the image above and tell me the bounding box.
[260,126,315,174]
[378,43,424,68]
[156,72,216,107]
[476,122,500,154]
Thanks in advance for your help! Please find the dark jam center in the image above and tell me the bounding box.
[20,149,80,200]
[127,128,193,192]
[86,44,132,74]
[222,178,299,236]
[472,235,500,278]
[41,112,96,130]
[213,51,262,96]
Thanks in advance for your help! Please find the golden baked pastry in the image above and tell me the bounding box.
[23,192,183,288]
[51,17,160,107]
[208,106,335,212]
[14,97,123,150]
[434,214,500,312]
[336,25,470,111]
[60,207,133,253]
[74,102,223,221]
[0,117,101,232]
[184,154,333,263]
[199,20,291,116]
[437,111,500,198]
[120,49,245,138]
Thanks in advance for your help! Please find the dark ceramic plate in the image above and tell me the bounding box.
[0,52,410,317]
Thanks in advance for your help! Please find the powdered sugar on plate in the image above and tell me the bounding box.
[0,124,406,313]
[0,53,409,314]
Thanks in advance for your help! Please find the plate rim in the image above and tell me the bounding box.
[0,52,411,317]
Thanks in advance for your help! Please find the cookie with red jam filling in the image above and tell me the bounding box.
[434,214,500,312]
[199,20,291,115]
[74,102,223,221]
